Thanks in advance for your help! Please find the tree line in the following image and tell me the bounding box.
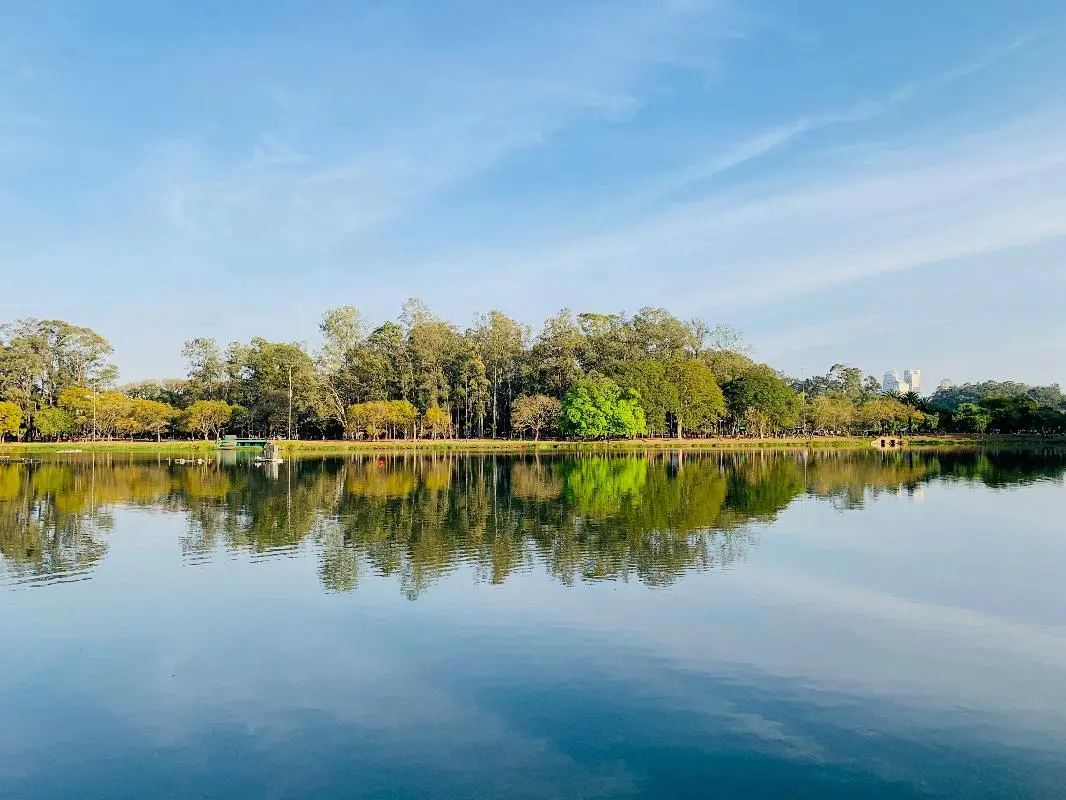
[1,310,1064,442]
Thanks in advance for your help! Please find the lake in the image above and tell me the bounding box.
[1,448,1065,798]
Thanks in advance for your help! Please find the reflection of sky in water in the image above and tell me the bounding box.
[1,459,1065,797]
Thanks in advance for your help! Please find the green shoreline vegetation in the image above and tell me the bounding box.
[1,309,1064,447]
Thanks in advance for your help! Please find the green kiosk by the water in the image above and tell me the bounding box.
[217,435,268,450]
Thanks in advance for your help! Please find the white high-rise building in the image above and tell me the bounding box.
[883,368,922,395]
[883,370,902,394]
[903,369,921,395]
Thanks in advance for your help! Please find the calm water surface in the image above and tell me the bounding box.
[1,449,1065,798]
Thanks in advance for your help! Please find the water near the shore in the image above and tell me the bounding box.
[2,449,1065,798]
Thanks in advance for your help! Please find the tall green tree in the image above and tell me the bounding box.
[668,359,725,438]
[472,310,526,437]
[530,309,584,398]
[724,365,802,437]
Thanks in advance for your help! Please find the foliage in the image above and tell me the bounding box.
[805,394,855,432]
[33,407,76,440]
[0,401,24,441]
[129,399,179,441]
[669,359,726,437]
[0,319,117,416]
[792,363,879,403]
[346,400,419,439]
[931,381,1065,412]
[182,400,234,440]
[423,406,453,439]
[4,313,1063,443]
[559,377,647,439]
[724,365,802,436]
[510,394,562,440]
[611,360,676,436]
[953,402,991,434]
[856,397,920,434]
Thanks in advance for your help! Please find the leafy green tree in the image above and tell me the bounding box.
[0,401,23,441]
[1,319,117,404]
[629,307,696,361]
[576,313,633,374]
[724,365,801,437]
[33,407,75,440]
[560,377,646,439]
[954,402,991,434]
[793,364,865,402]
[510,394,561,440]
[225,338,321,437]
[406,308,460,413]
[366,322,413,402]
[182,337,226,400]
[472,310,527,437]
[316,306,369,432]
[182,400,234,440]
[668,359,725,438]
[611,360,675,436]
[530,309,585,398]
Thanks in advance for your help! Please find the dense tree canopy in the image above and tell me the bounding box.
[559,377,647,439]
[724,365,802,437]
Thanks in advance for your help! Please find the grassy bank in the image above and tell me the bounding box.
[0,440,218,455]
[4,434,1056,457]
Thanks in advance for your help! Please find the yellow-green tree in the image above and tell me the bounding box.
[0,401,23,441]
[807,394,855,433]
[33,407,76,440]
[423,406,452,439]
[857,397,914,434]
[130,398,179,441]
[182,400,234,440]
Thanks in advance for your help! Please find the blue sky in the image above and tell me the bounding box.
[2,0,1065,386]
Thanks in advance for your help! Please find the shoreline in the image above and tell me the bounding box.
[2,435,1060,456]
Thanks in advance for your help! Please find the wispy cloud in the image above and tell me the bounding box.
[127,0,741,250]
[429,111,1066,316]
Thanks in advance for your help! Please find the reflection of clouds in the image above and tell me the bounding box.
[412,541,1066,751]
[18,578,637,798]
[727,712,828,762]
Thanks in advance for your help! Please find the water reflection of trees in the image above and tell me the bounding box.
[2,449,1064,594]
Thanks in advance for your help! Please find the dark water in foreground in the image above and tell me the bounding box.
[1,449,1065,798]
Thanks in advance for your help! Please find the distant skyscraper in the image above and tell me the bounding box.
[938,378,953,391]
[883,370,902,394]
[903,369,921,395]
[883,368,921,395]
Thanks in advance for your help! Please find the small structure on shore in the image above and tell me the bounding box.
[873,437,906,449]
[218,435,269,450]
